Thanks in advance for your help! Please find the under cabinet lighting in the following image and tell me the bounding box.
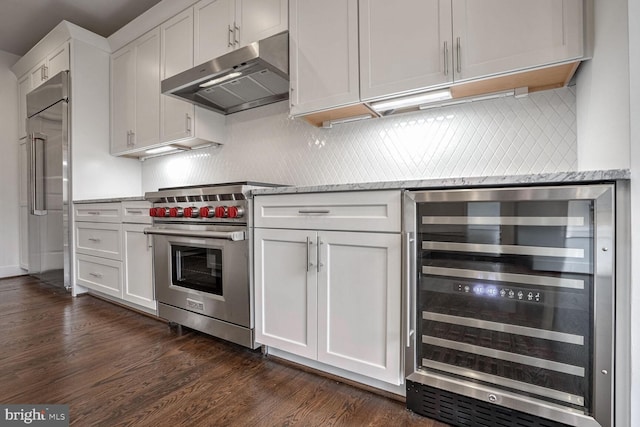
[370,89,452,112]
[144,146,182,155]
[199,72,243,88]
[322,114,373,129]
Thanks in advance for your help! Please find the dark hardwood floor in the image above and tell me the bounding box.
[0,276,448,426]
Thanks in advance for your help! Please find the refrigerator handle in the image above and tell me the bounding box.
[29,132,47,216]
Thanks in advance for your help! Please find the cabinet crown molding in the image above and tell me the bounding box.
[11,20,110,78]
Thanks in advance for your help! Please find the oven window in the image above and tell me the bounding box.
[171,245,223,295]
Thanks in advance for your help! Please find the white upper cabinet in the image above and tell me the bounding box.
[111,46,136,154]
[235,0,288,47]
[360,0,453,101]
[289,0,360,116]
[359,0,583,102]
[110,28,161,155]
[161,8,196,143]
[194,0,235,64]
[195,0,288,65]
[452,0,583,82]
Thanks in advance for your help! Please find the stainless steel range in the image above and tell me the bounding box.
[144,182,280,348]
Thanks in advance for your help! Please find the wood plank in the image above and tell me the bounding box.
[451,61,580,98]
[0,276,447,426]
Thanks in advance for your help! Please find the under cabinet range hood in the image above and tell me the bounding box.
[161,32,289,115]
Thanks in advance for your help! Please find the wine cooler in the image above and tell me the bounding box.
[403,184,618,427]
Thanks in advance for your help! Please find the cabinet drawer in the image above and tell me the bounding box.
[75,203,122,223]
[254,190,401,232]
[122,201,152,224]
[76,254,123,298]
[75,222,122,260]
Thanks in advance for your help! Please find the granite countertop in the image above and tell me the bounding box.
[251,169,631,195]
[73,196,147,204]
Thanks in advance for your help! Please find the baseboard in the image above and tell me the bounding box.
[0,265,28,279]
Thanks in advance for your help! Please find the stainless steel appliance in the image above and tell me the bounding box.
[144,182,280,348]
[161,32,288,115]
[26,71,71,290]
[404,184,621,427]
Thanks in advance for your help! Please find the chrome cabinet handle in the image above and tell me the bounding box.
[444,41,449,76]
[88,237,102,243]
[456,36,462,74]
[43,65,48,80]
[306,237,314,272]
[89,272,103,279]
[298,209,330,215]
[234,24,240,46]
[228,25,233,47]
[185,113,192,133]
[87,211,101,215]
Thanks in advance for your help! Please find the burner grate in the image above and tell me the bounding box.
[406,380,570,427]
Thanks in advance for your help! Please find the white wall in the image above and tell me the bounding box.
[0,50,22,278]
[576,0,631,170]
[627,0,640,426]
[142,87,577,191]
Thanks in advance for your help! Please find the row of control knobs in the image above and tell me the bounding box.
[149,206,244,219]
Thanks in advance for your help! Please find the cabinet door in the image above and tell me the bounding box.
[19,205,28,270]
[133,28,161,149]
[236,0,288,46]
[29,59,47,89]
[18,75,30,140]
[360,0,452,101]
[289,0,360,116]
[254,228,318,359]
[194,0,235,65]
[452,0,583,82]
[317,231,402,385]
[161,8,196,143]
[47,42,70,78]
[122,223,156,310]
[111,45,136,154]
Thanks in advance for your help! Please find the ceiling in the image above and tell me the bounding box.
[0,0,162,56]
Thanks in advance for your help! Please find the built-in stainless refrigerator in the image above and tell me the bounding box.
[26,71,71,290]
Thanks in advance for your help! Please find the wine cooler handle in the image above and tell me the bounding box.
[404,232,416,348]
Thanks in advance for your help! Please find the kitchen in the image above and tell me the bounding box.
[0,0,638,426]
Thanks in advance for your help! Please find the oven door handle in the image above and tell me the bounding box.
[143,227,246,241]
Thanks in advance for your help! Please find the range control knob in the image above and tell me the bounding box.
[199,206,214,218]
[149,208,157,217]
[214,206,227,218]
[169,207,183,217]
[184,207,199,218]
[227,206,245,218]
[156,207,167,217]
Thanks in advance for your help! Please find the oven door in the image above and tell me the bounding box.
[146,224,250,327]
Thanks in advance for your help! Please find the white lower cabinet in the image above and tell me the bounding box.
[74,201,155,313]
[254,190,402,386]
[122,223,155,310]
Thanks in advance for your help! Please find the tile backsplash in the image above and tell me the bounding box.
[142,87,577,191]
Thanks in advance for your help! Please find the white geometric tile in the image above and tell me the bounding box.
[142,87,577,192]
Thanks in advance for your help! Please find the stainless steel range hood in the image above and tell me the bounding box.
[161,32,289,115]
